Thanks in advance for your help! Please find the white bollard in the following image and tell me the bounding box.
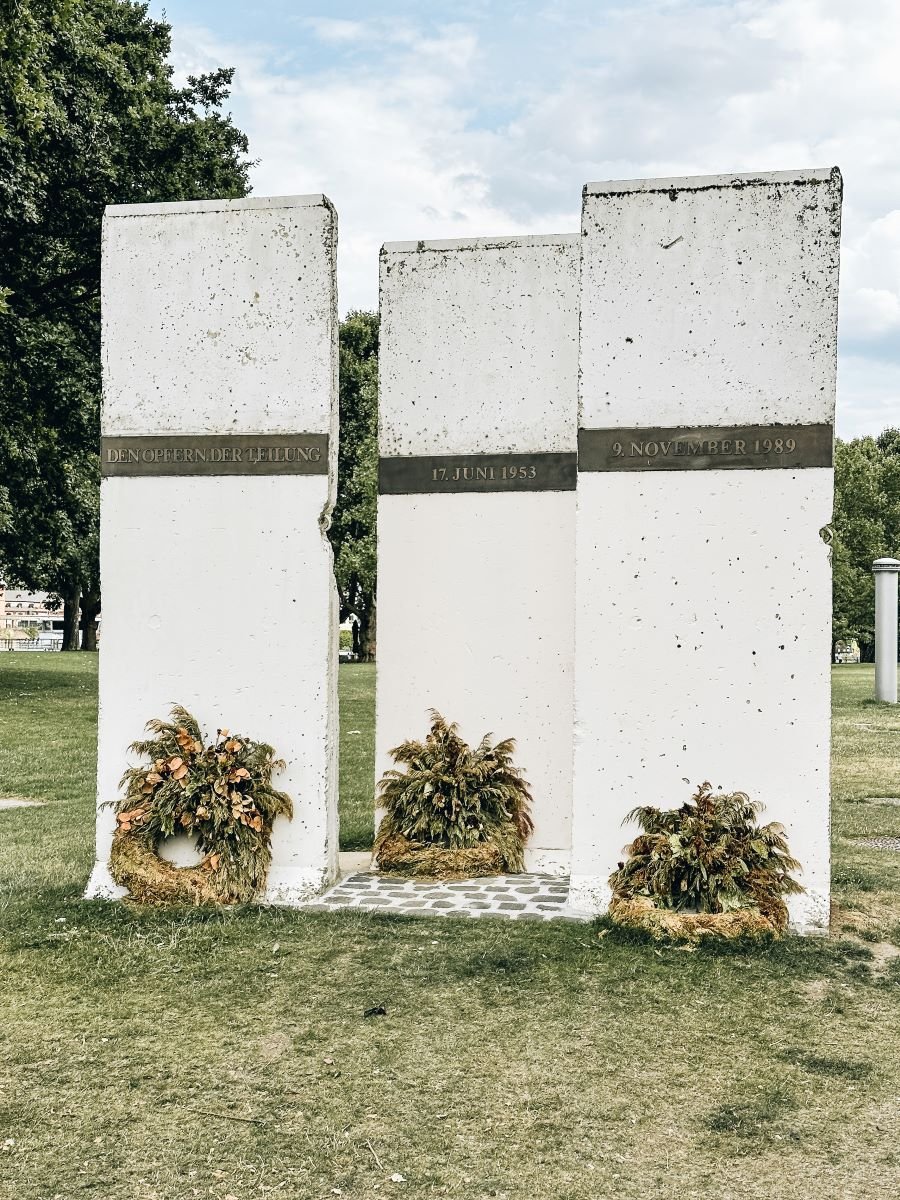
[873,558,900,703]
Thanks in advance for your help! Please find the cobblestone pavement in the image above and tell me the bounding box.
[308,872,587,921]
[852,836,900,852]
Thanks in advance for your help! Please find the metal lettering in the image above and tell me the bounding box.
[101,434,329,477]
[578,424,833,472]
[379,452,576,495]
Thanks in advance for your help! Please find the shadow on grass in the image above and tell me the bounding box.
[777,1048,873,1080]
[704,1083,800,1145]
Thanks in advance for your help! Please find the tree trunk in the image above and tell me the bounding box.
[361,595,376,662]
[80,589,101,652]
[859,638,876,664]
[62,585,81,651]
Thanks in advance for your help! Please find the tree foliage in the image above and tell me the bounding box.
[832,431,900,659]
[0,0,251,644]
[330,311,378,659]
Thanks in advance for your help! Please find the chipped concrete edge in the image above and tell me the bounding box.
[381,233,579,255]
[104,194,333,218]
[584,167,841,197]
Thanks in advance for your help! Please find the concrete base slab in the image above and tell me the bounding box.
[339,851,374,877]
[84,862,129,901]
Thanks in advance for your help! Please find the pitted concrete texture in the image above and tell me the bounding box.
[308,873,588,921]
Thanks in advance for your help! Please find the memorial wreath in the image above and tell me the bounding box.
[109,705,292,905]
[374,710,534,879]
[607,781,803,941]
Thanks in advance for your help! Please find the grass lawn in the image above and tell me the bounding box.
[1,656,900,1200]
[338,664,376,850]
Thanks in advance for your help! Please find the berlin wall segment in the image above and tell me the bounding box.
[86,194,340,904]
[570,169,842,932]
[376,235,580,874]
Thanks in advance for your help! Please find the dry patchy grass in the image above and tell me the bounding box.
[0,656,899,1200]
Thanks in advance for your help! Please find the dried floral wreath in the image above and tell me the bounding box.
[109,705,292,905]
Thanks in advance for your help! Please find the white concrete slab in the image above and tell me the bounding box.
[376,235,579,872]
[87,195,339,904]
[572,169,842,932]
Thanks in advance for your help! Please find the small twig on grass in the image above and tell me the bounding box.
[365,1139,384,1170]
[189,1108,268,1126]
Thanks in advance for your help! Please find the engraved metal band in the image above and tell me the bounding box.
[101,433,329,477]
[378,452,577,495]
[577,424,833,472]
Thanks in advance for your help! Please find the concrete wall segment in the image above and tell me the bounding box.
[376,234,580,872]
[573,169,840,933]
[89,194,339,904]
[579,168,841,431]
[379,235,578,457]
[102,195,337,439]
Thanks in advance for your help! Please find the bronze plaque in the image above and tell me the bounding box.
[379,452,577,495]
[101,433,329,477]
[578,424,833,472]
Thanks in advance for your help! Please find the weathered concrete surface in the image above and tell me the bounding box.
[87,195,339,904]
[571,170,842,932]
[377,236,579,872]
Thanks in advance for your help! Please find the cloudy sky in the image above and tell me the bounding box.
[152,0,900,438]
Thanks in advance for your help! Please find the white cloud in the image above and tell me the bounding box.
[841,211,900,341]
[838,354,900,439]
[170,0,900,434]
[300,18,367,44]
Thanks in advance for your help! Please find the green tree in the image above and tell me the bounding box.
[330,311,378,660]
[0,0,251,648]
[832,431,900,660]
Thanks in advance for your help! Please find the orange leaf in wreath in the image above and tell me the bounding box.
[117,807,147,828]
[168,756,184,771]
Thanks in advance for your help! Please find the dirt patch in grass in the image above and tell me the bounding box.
[0,797,44,809]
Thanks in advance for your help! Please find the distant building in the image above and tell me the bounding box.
[834,639,860,664]
[0,586,65,647]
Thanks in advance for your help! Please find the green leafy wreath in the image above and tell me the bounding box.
[109,705,292,905]
[375,710,534,878]
[607,781,803,940]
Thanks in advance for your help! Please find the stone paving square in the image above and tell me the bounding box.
[307,873,589,921]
